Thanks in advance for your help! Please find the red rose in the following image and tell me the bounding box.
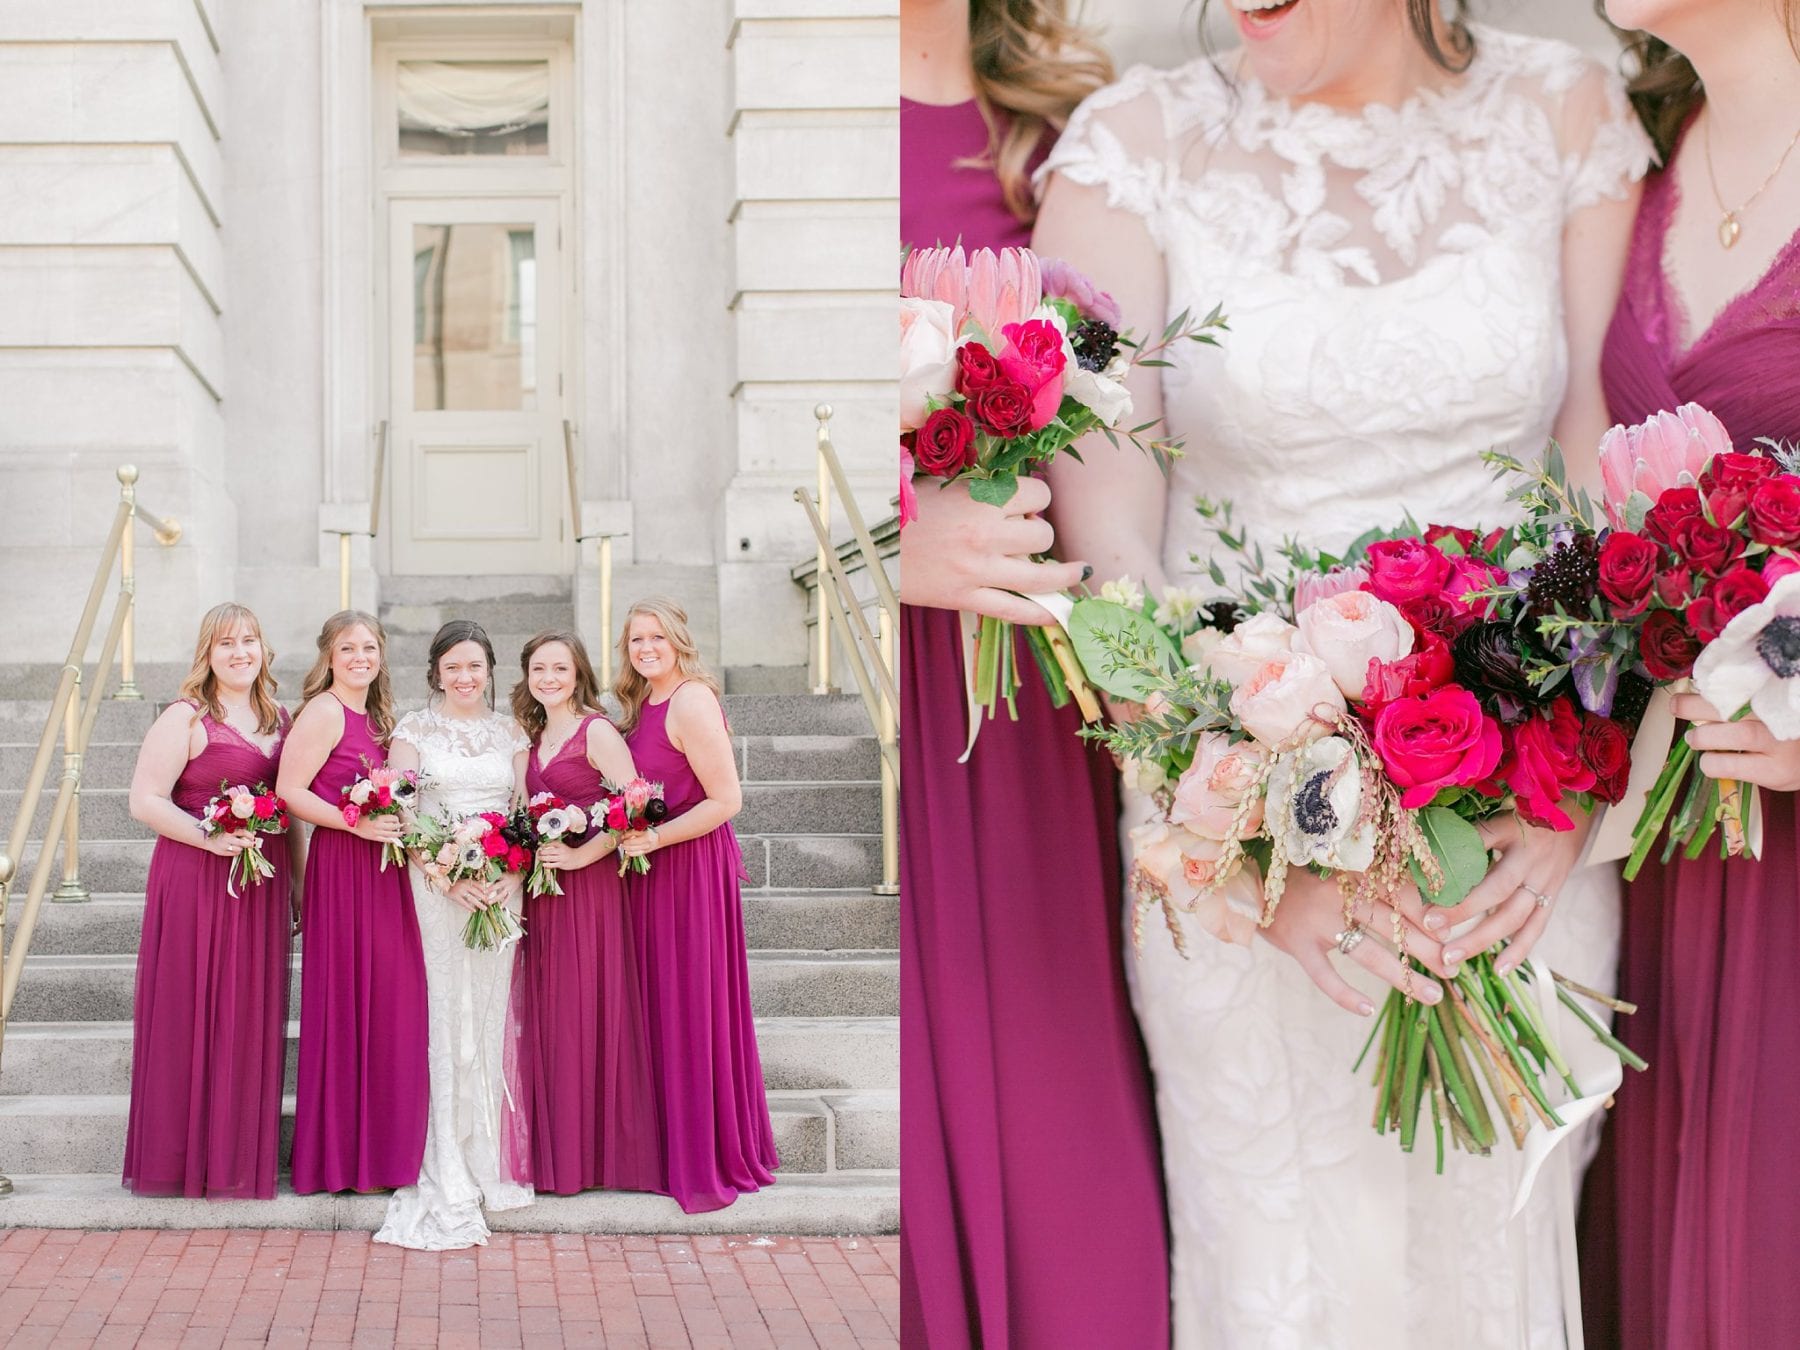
[1479,527,1506,554]
[1361,639,1456,713]
[1686,566,1770,643]
[1644,486,1703,546]
[1664,514,1744,577]
[1372,686,1504,809]
[255,794,278,818]
[481,830,508,858]
[1639,609,1703,680]
[1656,566,1695,608]
[1698,451,1775,496]
[607,803,628,832]
[1399,593,1476,642]
[1501,700,1596,830]
[1579,714,1633,803]
[507,845,530,872]
[1424,523,1478,553]
[1749,476,1800,547]
[968,378,1035,438]
[1597,532,1660,617]
[914,407,978,476]
[375,784,393,807]
[1366,538,1454,605]
[277,812,290,830]
[955,342,1002,395]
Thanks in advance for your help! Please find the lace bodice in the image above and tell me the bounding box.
[1041,27,1653,568]
[393,707,526,820]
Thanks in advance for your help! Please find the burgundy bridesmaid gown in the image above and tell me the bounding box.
[901,97,1170,1350]
[518,714,663,1195]
[625,688,778,1212]
[122,706,292,1199]
[290,695,430,1194]
[1579,124,1800,1350]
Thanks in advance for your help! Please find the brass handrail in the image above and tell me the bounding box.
[325,420,388,610]
[0,466,180,1196]
[794,405,899,895]
[563,420,626,685]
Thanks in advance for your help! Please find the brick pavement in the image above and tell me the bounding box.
[0,1228,901,1348]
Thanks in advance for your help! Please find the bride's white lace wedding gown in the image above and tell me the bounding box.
[1042,28,1652,1350]
[374,706,533,1250]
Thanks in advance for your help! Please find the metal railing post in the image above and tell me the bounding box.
[113,467,142,700]
[0,849,13,1196]
[599,535,615,687]
[813,405,833,694]
[51,679,88,902]
[876,609,898,896]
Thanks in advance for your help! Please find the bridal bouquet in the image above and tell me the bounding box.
[595,778,667,876]
[198,781,289,897]
[900,244,1225,734]
[1073,499,1645,1166]
[523,792,589,897]
[411,808,533,950]
[339,761,422,870]
[1491,403,1800,878]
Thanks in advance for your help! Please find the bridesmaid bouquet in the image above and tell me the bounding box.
[198,781,289,898]
[523,792,589,897]
[595,777,667,876]
[1070,492,1645,1168]
[339,761,422,870]
[900,244,1226,740]
[411,808,534,950]
[1491,403,1800,878]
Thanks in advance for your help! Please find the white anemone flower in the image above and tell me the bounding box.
[1693,572,1800,739]
[538,807,571,838]
[1264,736,1377,873]
[456,840,488,871]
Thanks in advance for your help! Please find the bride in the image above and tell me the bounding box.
[1036,3,1650,1346]
[374,619,533,1249]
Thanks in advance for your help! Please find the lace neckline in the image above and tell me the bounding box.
[188,700,283,758]
[1649,115,1800,363]
[534,714,595,770]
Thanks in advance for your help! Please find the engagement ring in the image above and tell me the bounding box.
[1334,925,1367,956]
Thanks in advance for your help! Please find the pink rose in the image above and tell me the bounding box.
[998,319,1068,433]
[1295,590,1415,698]
[1764,551,1800,585]
[1442,555,1508,618]
[1598,402,1732,529]
[1169,734,1267,840]
[1293,564,1371,613]
[898,447,919,528]
[899,297,959,431]
[1371,686,1503,809]
[1365,538,1454,606]
[1229,651,1346,749]
[1128,820,1260,948]
[1203,612,1299,686]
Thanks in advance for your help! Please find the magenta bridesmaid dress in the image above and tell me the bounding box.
[289,695,430,1194]
[122,705,293,1199]
[901,97,1170,1350]
[1579,119,1800,1350]
[518,714,664,1195]
[624,687,778,1212]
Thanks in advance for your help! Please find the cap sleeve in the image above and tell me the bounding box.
[1556,61,1654,216]
[507,718,530,757]
[1036,65,1185,223]
[390,709,425,750]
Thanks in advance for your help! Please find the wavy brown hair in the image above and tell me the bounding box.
[970,1,1115,224]
[300,610,396,742]
[611,597,722,736]
[1596,1,1800,162]
[512,630,605,745]
[178,603,282,735]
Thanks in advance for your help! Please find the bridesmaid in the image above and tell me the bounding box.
[279,610,429,1194]
[900,3,1170,1345]
[1580,3,1800,1347]
[123,602,297,1199]
[614,598,778,1211]
[512,630,662,1195]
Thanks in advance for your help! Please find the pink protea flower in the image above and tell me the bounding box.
[900,246,1042,338]
[1599,403,1733,529]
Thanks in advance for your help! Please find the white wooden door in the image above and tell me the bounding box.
[389,197,566,574]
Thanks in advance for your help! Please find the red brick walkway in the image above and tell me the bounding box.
[0,1229,900,1348]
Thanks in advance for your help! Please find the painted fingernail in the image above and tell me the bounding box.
[1080,564,1094,582]
[1443,947,1464,964]
[1358,1001,1375,1017]
[1424,913,1446,931]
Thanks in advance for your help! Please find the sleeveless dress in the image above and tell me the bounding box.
[375,707,533,1249]
[122,704,292,1199]
[1042,30,1650,1348]
[518,713,663,1195]
[1577,119,1800,1350]
[290,696,430,1195]
[624,686,778,1212]
[901,96,1172,1350]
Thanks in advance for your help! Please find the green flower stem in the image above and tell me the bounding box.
[1354,995,1390,1074]
[1374,995,1404,1133]
[1426,1048,1448,1173]
[1624,738,1697,881]
[1397,1002,1431,1153]
[1501,966,1579,1097]
[1024,625,1070,709]
[975,616,1002,719]
[1555,985,1649,1072]
[1458,970,1565,1128]
[1428,1003,1493,1152]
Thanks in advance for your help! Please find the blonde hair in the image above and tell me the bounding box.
[178,603,282,735]
[512,630,605,744]
[612,597,722,735]
[969,0,1114,224]
[300,610,397,742]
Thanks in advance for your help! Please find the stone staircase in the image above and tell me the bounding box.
[0,578,898,1233]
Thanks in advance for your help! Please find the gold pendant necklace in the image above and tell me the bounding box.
[1703,107,1800,250]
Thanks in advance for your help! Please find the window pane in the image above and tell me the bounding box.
[398,60,549,157]
[413,222,538,411]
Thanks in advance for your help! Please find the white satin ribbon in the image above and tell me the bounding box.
[957,592,1077,764]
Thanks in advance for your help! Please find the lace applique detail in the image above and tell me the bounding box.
[393,708,524,822]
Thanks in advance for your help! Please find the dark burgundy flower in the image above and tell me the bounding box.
[955,342,1003,395]
[1639,609,1703,681]
[1685,566,1770,643]
[1451,622,1539,724]
[1579,714,1633,804]
[914,407,979,476]
[1664,514,1745,577]
[1526,534,1600,618]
